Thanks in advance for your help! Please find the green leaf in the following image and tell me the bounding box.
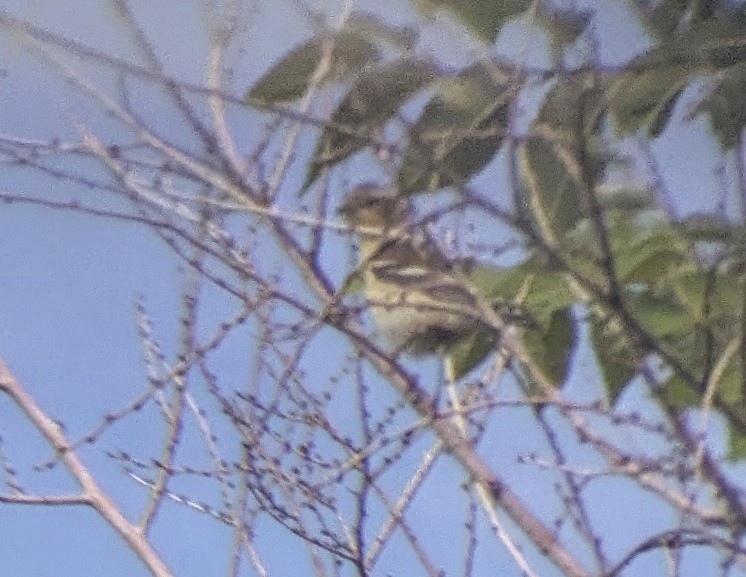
[657,374,702,411]
[659,361,746,460]
[605,19,746,136]
[535,72,607,134]
[590,317,637,403]
[675,212,742,244]
[715,361,743,407]
[447,330,496,379]
[520,274,575,328]
[469,263,574,329]
[534,1,591,48]
[631,20,746,72]
[596,185,657,214]
[628,290,694,337]
[672,269,741,322]
[345,12,419,51]
[245,31,380,105]
[613,228,690,285]
[398,61,512,194]
[620,272,740,390]
[518,138,587,234]
[522,307,576,386]
[606,64,689,136]
[302,58,437,190]
[410,0,532,44]
[469,264,529,300]
[517,76,607,236]
[728,430,746,460]
[451,266,578,381]
[694,62,746,148]
[633,0,691,41]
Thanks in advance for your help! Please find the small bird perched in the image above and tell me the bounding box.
[339,183,494,356]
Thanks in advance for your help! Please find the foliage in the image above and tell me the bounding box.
[3,1,746,577]
[245,0,746,457]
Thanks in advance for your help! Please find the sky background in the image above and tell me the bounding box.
[0,1,739,576]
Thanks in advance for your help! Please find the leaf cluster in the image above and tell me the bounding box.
[245,1,746,457]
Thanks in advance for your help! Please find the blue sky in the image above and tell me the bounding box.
[0,1,739,577]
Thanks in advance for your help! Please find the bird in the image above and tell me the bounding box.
[339,183,498,356]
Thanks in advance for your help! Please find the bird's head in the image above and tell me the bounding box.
[338,184,409,230]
